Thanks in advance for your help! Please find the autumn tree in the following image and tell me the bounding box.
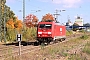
[42,13,55,22]
[25,14,38,28]
[6,17,23,30]
[14,17,23,31]
[6,17,23,42]
[6,18,15,29]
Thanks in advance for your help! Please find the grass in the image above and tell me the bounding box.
[79,29,86,33]
[66,30,73,36]
[68,54,87,60]
[22,27,37,41]
[40,43,45,50]
[4,31,90,60]
[38,37,82,59]
[2,47,13,60]
[80,34,89,40]
[67,35,90,60]
[82,41,90,55]
[38,33,90,60]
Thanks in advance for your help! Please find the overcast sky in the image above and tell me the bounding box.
[6,0,90,24]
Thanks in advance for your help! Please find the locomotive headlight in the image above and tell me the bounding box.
[38,32,42,34]
[48,32,51,34]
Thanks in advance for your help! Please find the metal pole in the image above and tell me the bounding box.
[23,0,25,23]
[53,9,60,22]
[19,41,21,55]
[53,9,65,22]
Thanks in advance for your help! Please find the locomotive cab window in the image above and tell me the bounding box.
[39,24,45,28]
[39,24,52,29]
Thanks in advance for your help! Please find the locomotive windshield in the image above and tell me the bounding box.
[39,24,52,29]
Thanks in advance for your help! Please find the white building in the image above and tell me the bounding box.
[74,16,83,26]
[66,19,73,26]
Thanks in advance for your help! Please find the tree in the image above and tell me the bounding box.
[14,17,23,30]
[0,0,16,22]
[5,6,16,22]
[6,18,15,29]
[0,0,20,42]
[6,17,23,42]
[6,17,23,30]
[0,0,16,32]
[24,14,38,28]
[42,13,55,22]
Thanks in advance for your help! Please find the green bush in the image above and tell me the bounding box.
[22,27,37,41]
[6,29,17,42]
[6,27,37,42]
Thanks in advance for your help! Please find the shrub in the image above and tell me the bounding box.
[6,29,17,42]
[6,26,37,42]
[22,27,37,41]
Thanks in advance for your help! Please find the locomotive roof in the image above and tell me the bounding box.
[38,21,65,26]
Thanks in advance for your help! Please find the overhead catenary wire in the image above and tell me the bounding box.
[16,0,55,13]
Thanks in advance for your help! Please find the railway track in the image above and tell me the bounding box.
[0,33,87,60]
[0,45,18,51]
[0,46,40,60]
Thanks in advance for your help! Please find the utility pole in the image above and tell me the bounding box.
[23,0,25,23]
[17,0,25,57]
[53,9,65,22]
[53,9,60,21]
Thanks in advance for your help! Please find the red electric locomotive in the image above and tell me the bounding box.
[37,21,66,44]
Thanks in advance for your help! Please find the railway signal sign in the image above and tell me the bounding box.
[17,34,22,42]
[16,34,22,56]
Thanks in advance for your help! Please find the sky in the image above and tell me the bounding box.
[6,0,90,24]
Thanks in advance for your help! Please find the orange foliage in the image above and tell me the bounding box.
[14,17,23,30]
[25,14,38,28]
[6,19,15,29]
[6,17,23,30]
[42,13,55,22]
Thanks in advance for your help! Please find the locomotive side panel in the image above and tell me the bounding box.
[53,25,66,40]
